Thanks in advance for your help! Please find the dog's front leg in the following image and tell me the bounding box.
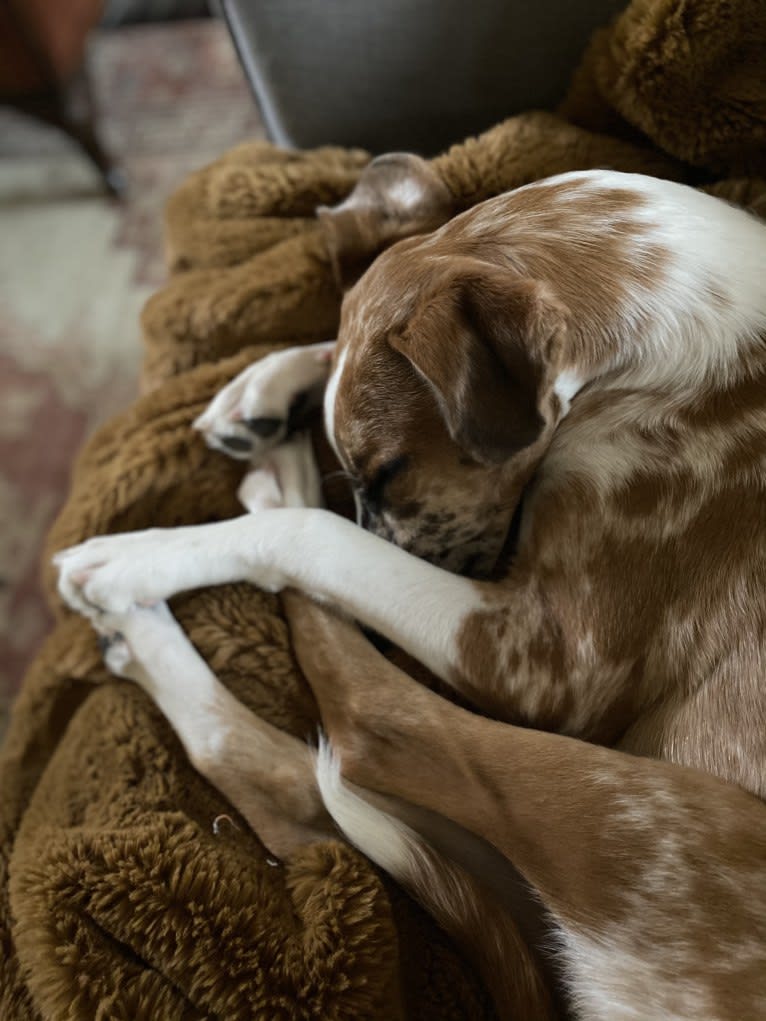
[55,507,490,700]
[55,428,577,726]
[56,512,593,727]
[74,444,335,859]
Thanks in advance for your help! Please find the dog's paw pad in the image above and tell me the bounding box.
[245,417,283,439]
[216,433,261,456]
[96,630,134,677]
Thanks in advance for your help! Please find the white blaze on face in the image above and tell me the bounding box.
[323,343,349,462]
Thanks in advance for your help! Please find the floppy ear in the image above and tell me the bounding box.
[389,268,566,464]
[317,153,453,286]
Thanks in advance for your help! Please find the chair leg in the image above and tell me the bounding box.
[59,111,126,198]
[11,66,126,198]
[56,64,126,198]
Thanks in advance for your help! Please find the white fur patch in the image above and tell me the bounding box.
[316,738,505,947]
[556,928,718,1021]
[323,343,349,462]
[556,172,766,391]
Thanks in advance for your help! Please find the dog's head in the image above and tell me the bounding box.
[324,244,569,576]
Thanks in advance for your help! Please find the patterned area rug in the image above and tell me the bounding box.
[0,20,264,737]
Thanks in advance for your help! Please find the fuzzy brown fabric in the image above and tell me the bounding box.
[2,1,765,1017]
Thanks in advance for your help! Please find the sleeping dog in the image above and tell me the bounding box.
[55,170,766,1020]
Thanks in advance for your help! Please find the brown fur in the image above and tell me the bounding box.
[330,180,670,575]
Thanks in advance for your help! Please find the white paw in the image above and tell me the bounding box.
[53,529,186,617]
[238,432,323,512]
[237,465,283,512]
[194,343,333,463]
[93,602,179,680]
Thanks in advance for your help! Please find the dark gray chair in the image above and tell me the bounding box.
[221,0,627,156]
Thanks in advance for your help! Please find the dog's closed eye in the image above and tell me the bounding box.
[361,455,409,511]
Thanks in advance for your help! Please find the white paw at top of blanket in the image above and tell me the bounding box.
[194,342,335,462]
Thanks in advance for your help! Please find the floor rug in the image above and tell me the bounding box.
[0,19,265,737]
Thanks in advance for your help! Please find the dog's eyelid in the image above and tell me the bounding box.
[364,455,409,503]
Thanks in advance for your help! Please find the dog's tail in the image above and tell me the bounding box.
[315,739,556,1020]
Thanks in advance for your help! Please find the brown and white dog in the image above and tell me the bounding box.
[55,170,766,1020]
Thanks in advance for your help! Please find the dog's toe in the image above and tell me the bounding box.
[198,416,288,464]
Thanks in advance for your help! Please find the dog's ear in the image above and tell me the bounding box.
[390,268,566,464]
[317,153,453,286]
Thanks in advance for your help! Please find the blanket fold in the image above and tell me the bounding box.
[2,1,764,1016]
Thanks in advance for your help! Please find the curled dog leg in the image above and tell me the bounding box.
[95,601,334,859]
[282,589,557,1021]
[54,504,488,701]
[244,443,557,1017]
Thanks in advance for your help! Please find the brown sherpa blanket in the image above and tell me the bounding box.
[2,1,765,1017]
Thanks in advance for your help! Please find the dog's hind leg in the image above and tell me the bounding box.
[291,605,766,1020]
[88,604,412,1020]
[96,601,334,859]
[86,443,332,858]
[280,590,557,1020]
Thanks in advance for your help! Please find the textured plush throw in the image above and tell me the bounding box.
[2,1,764,1017]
